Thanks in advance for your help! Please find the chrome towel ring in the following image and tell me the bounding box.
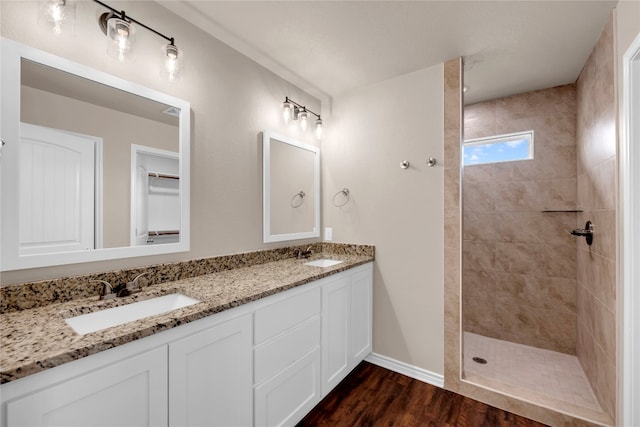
[291,191,305,208]
[332,188,350,207]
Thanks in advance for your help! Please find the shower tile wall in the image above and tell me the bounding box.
[575,15,616,420]
[463,84,577,354]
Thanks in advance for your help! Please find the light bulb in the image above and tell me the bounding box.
[282,100,293,125]
[299,110,308,131]
[118,36,128,61]
[315,118,323,140]
[163,43,182,82]
[106,17,134,62]
[41,0,68,35]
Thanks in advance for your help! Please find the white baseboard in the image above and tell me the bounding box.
[365,352,444,388]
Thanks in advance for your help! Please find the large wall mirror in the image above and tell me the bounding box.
[263,131,319,243]
[0,38,191,271]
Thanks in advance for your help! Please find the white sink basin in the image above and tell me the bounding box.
[65,294,200,335]
[304,259,343,268]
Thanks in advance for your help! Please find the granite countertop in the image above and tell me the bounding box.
[0,253,373,384]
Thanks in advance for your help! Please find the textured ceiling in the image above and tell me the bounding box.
[160,0,616,105]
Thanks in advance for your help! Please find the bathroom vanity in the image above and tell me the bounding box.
[0,258,373,427]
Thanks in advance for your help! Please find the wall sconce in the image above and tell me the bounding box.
[39,0,75,35]
[94,0,183,81]
[282,97,323,140]
[102,11,135,62]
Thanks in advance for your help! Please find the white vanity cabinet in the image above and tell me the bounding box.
[3,346,168,427]
[322,266,373,396]
[0,262,373,427]
[169,314,253,427]
[0,313,252,427]
[252,262,373,426]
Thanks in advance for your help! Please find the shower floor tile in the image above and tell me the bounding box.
[463,332,607,421]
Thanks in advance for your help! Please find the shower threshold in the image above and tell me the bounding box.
[462,332,613,426]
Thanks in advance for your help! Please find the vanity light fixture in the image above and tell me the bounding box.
[105,12,135,62]
[162,41,183,82]
[299,108,309,131]
[94,0,183,81]
[40,0,74,35]
[315,118,323,139]
[282,100,294,124]
[281,97,323,140]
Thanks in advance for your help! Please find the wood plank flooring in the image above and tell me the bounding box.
[297,362,549,427]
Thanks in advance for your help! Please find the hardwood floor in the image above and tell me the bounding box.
[297,362,548,427]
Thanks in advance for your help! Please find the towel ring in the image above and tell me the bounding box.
[332,188,350,207]
[291,191,305,208]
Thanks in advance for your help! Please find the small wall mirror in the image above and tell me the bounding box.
[0,38,190,271]
[262,131,320,243]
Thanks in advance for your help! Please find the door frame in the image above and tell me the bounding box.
[619,31,640,427]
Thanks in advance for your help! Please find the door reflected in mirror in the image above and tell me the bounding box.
[263,131,320,243]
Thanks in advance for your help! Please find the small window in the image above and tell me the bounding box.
[463,130,534,166]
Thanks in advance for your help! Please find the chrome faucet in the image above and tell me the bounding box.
[118,272,150,297]
[295,246,314,259]
[91,280,116,300]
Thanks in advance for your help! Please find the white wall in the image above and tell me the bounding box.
[1,0,320,284]
[322,66,445,374]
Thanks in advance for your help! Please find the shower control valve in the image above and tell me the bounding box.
[571,220,594,246]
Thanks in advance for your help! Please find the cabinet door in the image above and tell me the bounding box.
[321,275,350,396]
[5,346,168,427]
[254,348,321,427]
[169,314,252,427]
[350,266,373,364]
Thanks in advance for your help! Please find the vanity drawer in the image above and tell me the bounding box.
[254,287,321,345]
[254,347,321,427]
[254,315,320,385]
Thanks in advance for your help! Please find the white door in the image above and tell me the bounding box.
[19,123,96,254]
[5,346,168,427]
[321,276,350,396]
[169,315,253,427]
[350,266,373,363]
[254,348,322,427]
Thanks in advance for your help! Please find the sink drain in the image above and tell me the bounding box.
[472,357,487,364]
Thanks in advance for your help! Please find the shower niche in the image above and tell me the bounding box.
[131,145,180,246]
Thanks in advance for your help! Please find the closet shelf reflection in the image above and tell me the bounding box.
[148,230,180,236]
[148,171,179,180]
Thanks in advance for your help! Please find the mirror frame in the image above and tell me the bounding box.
[0,38,191,271]
[262,130,320,243]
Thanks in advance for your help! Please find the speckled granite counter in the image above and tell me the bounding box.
[0,250,373,384]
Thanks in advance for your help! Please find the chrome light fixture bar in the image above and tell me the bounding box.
[94,0,183,81]
[282,97,323,140]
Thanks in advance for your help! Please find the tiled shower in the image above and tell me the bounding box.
[461,15,616,425]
